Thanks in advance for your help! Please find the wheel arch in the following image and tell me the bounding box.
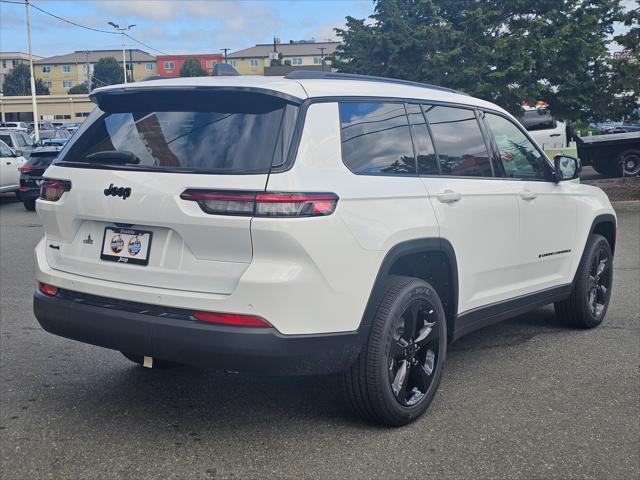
[590,214,617,255]
[359,238,459,339]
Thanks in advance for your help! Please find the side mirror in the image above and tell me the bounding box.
[15,149,24,157]
[554,154,580,182]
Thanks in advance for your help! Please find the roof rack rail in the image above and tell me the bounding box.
[284,71,466,95]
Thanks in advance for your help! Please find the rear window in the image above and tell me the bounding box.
[56,90,299,174]
[520,110,557,131]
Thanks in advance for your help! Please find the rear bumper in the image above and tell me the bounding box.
[33,290,369,375]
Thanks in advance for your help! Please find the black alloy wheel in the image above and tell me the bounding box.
[388,299,440,406]
[342,275,447,426]
[555,234,613,329]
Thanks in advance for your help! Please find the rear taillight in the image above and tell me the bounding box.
[38,282,58,296]
[40,179,71,201]
[180,190,338,217]
[19,165,32,174]
[192,311,272,328]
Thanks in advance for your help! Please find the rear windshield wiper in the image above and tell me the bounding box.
[81,150,141,165]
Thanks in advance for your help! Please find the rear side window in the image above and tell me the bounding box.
[0,135,12,147]
[339,102,416,175]
[406,104,438,175]
[426,106,493,177]
[57,91,299,174]
[520,110,557,131]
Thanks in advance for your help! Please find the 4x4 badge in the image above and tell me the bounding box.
[104,184,132,200]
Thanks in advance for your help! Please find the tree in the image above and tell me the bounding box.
[2,64,49,96]
[68,83,89,94]
[331,0,629,121]
[180,59,208,77]
[610,5,640,121]
[91,57,124,90]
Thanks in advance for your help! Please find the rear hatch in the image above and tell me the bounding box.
[39,87,302,294]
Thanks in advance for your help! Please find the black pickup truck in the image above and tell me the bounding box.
[576,131,640,177]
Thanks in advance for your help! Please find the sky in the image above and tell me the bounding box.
[0,0,374,57]
[0,0,634,58]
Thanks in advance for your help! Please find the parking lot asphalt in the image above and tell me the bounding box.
[1,197,638,480]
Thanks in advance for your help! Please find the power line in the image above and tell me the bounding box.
[1,0,169,55]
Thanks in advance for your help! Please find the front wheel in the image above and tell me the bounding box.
[342,275,447,426]
[555,234,613,329]
[620,149,640,177]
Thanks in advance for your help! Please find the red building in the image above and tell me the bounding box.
[156,54,224,77]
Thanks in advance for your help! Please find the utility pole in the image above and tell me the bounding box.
[84,50,91,90]
[221,48,230,64]
[108,22,135,84]
[25,0,39,142]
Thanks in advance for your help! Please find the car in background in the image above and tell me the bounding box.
[18,146,63,210]
[31,128,72,146]
[0,139,27,197]
[41,138,69,147]
[0,121,30,132]
[26,121,56,134]
[0,129,39,158]
[519,106,566,149]
[64,122,82,134]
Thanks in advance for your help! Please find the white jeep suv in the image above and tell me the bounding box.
[33,72,616,426]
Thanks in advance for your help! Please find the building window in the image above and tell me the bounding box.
[63,80,72,88]
[45,81,53,89]
[41,66,51,73]
[313,56,323,65]
[62,65,72,73]
[228,59,238,67]
[292,57,303,65]
[1,61,6,69]
[250,58,259,67]
[54,114,72,120]
[75,112,90,118]
[146,63,155,71]
[164,61,175,70]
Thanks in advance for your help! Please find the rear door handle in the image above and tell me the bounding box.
[436,190,461,204]
[519,189,538,201]
[549,133,561,137]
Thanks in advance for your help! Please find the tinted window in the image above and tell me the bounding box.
[406,104,439,175]
[520,110,556,131]
[426,106,493,177]
[340,102,416,175]
[57,91,299,174]
[0,141,12,157]
[0,135,12,147]
[486,113,549,180]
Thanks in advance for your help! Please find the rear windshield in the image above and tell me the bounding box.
[520,110,557,131]
[55,90,299,174]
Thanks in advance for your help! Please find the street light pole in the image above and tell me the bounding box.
[108,22,136,84]
[26,0,39,142]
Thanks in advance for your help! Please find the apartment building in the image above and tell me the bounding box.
[156,54,224,76]
[227,40,339,75]
[1,52,44,93]
[34,49,156,95]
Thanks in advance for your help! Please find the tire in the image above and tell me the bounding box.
[620,149,640,177]
[342,275,447,426]
[23,198,36,211]
[555,234,613,329]
[591,159,608,176]
[120,352,180,369]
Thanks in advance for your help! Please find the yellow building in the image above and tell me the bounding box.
[228,40,340,75]
[34,49,156,95]
[0,94,94,123]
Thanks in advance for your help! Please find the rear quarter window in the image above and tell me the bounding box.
[339,101,416,175]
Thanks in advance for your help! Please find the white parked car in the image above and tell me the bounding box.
[0,139,26,196]
[33,73,616,426]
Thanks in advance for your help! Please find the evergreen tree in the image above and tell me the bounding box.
[180,59,208,77]
[2,64,49,96]
[91,57,125,90]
